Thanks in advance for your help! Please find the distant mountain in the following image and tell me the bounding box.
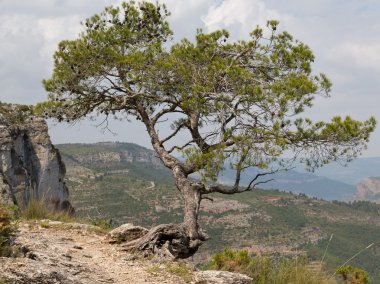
[297,157,380,185]
[356,177,380,201]
[221,156,380,201]
[218,168,356,201]
[59,142,362,201]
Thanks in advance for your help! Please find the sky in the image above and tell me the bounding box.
[0,0,379,156]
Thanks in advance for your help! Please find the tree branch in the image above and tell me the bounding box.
[160,122,186,146]
[152,103,179,126]
[167,140,195,154]
[202,168,280,195]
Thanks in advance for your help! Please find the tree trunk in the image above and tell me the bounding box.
[173,165,201,239]
[122,165,207,259]
[128,105,208,259]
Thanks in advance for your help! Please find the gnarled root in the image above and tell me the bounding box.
[122,223,208,259]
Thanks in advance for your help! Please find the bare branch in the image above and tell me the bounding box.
[246,170,279,191]
[160,122,186,146]
[152,103,179,125]
[167,140,195,154]
[202,167,283,195]
[248,178,274,189]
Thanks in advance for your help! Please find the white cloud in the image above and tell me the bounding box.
[165,0,213,20]
[329,42,380,71]
[0,0,379,156]
[37,16,83,58]
[202,0,293,38]
[0,13,84,103]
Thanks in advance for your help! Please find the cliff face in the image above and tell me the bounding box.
[58,142,163,167]
[0,103,71,211]
[355,177,380,201]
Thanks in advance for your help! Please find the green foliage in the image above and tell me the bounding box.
[210,248,252,272]
[336,265,370,284]
[40,1,375,185]
[0,101,35,124]
[0,204,17,257]
[208,248,334,284]
[40,0,172,123]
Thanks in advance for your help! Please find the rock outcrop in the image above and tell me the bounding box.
[355,177,380,201]
[0,103,72,212]
[61,142,163,167]
[194,270,253,284]
[107,223,149,243]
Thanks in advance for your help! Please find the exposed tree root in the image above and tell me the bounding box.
[122,223,208,259]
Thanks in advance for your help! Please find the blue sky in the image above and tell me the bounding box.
[0,0,379,156]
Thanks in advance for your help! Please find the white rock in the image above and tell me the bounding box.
[108,223,148,243]
[194,270,252,284]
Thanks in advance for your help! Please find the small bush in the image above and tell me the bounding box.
[336,265,369,284]
[0,204,17,257]
[208,248,334,284]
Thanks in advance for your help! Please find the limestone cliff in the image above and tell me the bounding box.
[61,141,163,167]
[0,103,72,211]
[355,177,380,201]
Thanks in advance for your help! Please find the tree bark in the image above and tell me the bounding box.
[172,165,201,239]
[130,104,206,259]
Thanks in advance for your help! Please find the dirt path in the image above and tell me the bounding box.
[0,221,189,284]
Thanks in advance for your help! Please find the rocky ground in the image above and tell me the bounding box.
[0,221,251,284]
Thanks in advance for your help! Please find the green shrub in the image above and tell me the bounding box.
[336,265,369,284]
[0,204,17,257]
[211,249,254,273]
[208,248,334,284]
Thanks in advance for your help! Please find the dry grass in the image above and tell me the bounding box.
[146,262,193,283]
[165,262,193,283]
[208,248,335,284]
[22,199,74,223]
